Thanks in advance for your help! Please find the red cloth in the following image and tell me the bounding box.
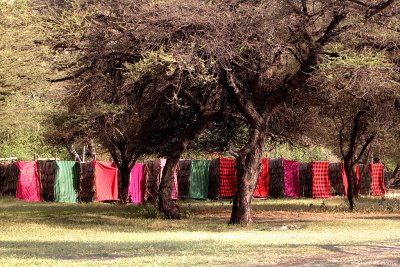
[92,161,118,201]
[310,161,331,198]
[15,161,40,202]
[253,158,269,198]
[369,163,385,196]
[341,163,360,196]
[218,158,237,198]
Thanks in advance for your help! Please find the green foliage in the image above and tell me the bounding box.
[319,50,392,74]
[266,143,339,162]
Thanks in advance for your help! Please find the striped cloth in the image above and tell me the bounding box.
[92,161,118,201]
[369,163,385,196]
[341,163,360,196]
[218,158,237,198]
[310,161,331,198]
[284,159,300,198]
[15,161,40,202]
[253,158,269,198]
[54,161,79,203]
[128,163,145,204]
[189,160,210,200]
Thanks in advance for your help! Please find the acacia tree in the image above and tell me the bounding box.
[306,0,400,209]
[44,0,398,222]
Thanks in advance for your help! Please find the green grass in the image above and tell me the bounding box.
[1,196,400,266]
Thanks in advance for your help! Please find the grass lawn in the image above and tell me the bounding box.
[1,196,400,266]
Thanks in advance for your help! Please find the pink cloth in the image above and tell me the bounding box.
[284,160,300,198]
[127,163,145,204]
[92,161,118,201]
[15,161,40,202]
[159,159,178,200]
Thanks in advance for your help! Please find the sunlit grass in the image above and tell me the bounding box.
[1,196,400,266]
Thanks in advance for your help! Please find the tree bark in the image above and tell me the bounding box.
[159,153,182,219]
[65,141,81,162]
[229,129,265,225]
[119,160,135,203]
[343,159,355,210]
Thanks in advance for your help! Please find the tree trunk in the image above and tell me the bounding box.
[159,154,181,219]
[229,129,265,225]
[65,141,81,161]
[119,161,135,203]
[343,159,354,210]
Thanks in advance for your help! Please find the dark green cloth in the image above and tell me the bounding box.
[189,160,210,199]
[54,161,79,203]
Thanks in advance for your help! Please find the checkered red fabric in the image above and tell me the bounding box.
[369,163,385,196]
[341,163,360,196]
[310,161,331,198]
[218,158,237,198]
[253,158,269,198]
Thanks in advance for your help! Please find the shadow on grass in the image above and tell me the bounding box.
[1,240,400,261]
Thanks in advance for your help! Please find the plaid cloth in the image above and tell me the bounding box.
[369,163,385,196]
[341,163,360,196]
[218,158,237,198]
[310,161,331,199]
[253,158,269,198]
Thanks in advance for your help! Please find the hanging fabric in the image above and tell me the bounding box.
[92,161,118,201]
[54,161,79,203]
[310,161,331,198]
[369,163,385,196]
[341,163,360,196]
[127,163,145,204]
[284,159,300,198]
[188,160,210,200]
[218,158,237,198]
[208,158,220,199]
[177,160,191,198]
[253,158,269,198]
[158,159,178,200]
[15,161,40,202]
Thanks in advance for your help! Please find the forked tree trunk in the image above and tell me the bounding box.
[229,129,265,225]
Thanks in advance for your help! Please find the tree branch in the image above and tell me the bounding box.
[354,135,375,163]
[224,71,264,130]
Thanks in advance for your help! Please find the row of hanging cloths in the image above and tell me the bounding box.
[3,159,387,203]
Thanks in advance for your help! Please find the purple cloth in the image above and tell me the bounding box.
[128,163,145,204]
[284,160,300,198]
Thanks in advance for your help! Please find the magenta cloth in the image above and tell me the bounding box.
[15,161,40,202]
[92,161,118,201]
[283,160,300,198]
[127,163,145,204]
[159,159,178,200]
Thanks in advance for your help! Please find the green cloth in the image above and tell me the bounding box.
[189,160,210,199]
[54,161,79,203]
